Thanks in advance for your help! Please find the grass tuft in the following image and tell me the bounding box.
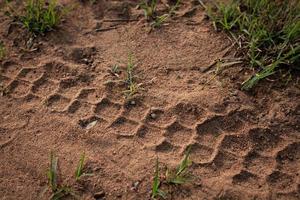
[203,0,300,90]
[20,0,65,34]
[140,0,181,28]
[140,0,158,20]
[47,152,58,192]
[152,157,166,199]
[151,151,193,199]
[75,152,86,180]
[123,53,141,98]
[47,151,84,199]
[166,147,192,185]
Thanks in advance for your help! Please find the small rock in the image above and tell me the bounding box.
[86,120,98,129]
[150,113,157,119]
[130,100,136,105]
[82,58,89,64]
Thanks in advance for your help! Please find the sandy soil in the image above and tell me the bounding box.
[0,0,299,199]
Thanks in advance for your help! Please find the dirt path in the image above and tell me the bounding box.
[0,1,299,199]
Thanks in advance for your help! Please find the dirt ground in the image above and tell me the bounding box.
[0,0,299,199]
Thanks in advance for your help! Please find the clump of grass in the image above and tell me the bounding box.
[166,148,192,185]
[140,0,181,28]
[123,54,141,98]
[47,152,73,200]
[20,0,66,34]
[108,54,142,98]
[125,54,135,87]
[0,41,5,60]
[75,152,92,180]
[47,152,58,192]
[151,151,193,199]
[151,158,166,199]
[202,0,300,90]
[47,152,87,199]
[140,0,158,20]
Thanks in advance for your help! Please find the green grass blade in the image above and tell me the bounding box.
[47,152,58,192]
[151,157,160,198]
[75,152,85,180]
[176,147,192,176]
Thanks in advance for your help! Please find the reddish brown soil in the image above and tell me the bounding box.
[0,1,299,200]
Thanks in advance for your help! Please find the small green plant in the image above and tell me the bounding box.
[0,41,5,60]
[47,152,84,200]
[150,13,169,28]
[166,148,192,184]
[47,152,58,192]
[151,152,193,199]
[75,152,87,180]
[110,64,120,75]
[152,158,166,199]
[125,54,134,85]
[140,0,158,20]
[140,0,181,28]
[203,0,300,90]
[20,0,65,34]
[123,54,141,98]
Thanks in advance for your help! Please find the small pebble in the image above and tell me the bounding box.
[130,100,136,105]
[82,58,89,64]
[150,113,157,119]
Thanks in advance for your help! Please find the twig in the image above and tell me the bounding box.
[95,27,117,32]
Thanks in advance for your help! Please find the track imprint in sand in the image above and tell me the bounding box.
[94,98,122,119]
[6,80,31,97]
[31,75,58,96]
[1,1,299,199]
[45,94,71,111]
[2,47,299,200]
[17,67,44,82]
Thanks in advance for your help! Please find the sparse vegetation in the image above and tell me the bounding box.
[47,152,74,200]
[151,151,193,199]
[47,152,58,192]
[123,54,141,98]
[20,0,66,34]
[47,152,87,199]
[140,0,181,28]
[201,0,300,90]
[1,1,299,199]
[166,148,192,185]
[152,158,166,199]
[140,0,157,20]
[75,152,91,180]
